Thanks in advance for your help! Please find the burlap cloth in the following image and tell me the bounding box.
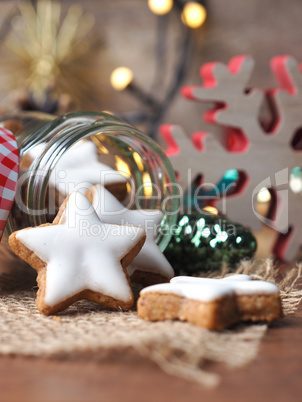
[0,243,301,387]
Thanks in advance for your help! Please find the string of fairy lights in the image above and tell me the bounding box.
[110,0,208,138]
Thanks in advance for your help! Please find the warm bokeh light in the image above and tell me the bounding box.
[96,142,109,155]
[290,177,302,193]
[132,152,145,172]
[257,187,271,203]
[290,167,302,193]
[148,0,173,15]
[110,67,133,91]
[203,206,218,215]
[143,172,153,197]
[181,2,207,28]
[115,156,131,177]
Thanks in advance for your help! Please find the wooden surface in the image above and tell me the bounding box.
[0,302,301,402]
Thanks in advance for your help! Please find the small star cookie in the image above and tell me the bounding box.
[86,184,174,285]
[26,140,128,201]
[137,275,283,330]
[9,191,146,315]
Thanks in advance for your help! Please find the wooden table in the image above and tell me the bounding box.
[0,302,301,402]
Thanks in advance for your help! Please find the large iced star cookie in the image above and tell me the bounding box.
[9,192,146,315]
[137,275,283,330]
[86,184,174,285]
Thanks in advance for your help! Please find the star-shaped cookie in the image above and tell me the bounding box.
[27,140,128,199]
[138,275,283,330]
[86,184,174,284]
[9,191,146,315]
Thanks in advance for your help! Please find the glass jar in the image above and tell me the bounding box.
[1,111,179,251]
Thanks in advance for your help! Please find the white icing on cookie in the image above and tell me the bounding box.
[141,282,233,302]
[172,275,252,283]
[141,275,279,302]
[28,140,127,195]
[16,192,145,307]
[222,275,252,281]
[89,184,174,279]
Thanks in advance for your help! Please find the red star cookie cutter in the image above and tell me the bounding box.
[0,128,19,240]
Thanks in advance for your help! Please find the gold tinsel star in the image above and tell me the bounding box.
[1,0,104,112]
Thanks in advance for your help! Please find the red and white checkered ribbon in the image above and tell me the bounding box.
[0,128,19,240]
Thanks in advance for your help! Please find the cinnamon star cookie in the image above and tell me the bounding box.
[137,275,282,330]
[9,191,146,315]
[86,184,174,285]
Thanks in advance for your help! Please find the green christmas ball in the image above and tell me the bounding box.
[164,212,257,275]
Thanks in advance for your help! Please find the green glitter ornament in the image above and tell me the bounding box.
[164,211,257,275]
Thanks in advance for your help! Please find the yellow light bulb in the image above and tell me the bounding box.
[148,0,173,15]
[110,67,133,91]
[181,2,207,28]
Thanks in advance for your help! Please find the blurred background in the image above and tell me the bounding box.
[0,0,301,138]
